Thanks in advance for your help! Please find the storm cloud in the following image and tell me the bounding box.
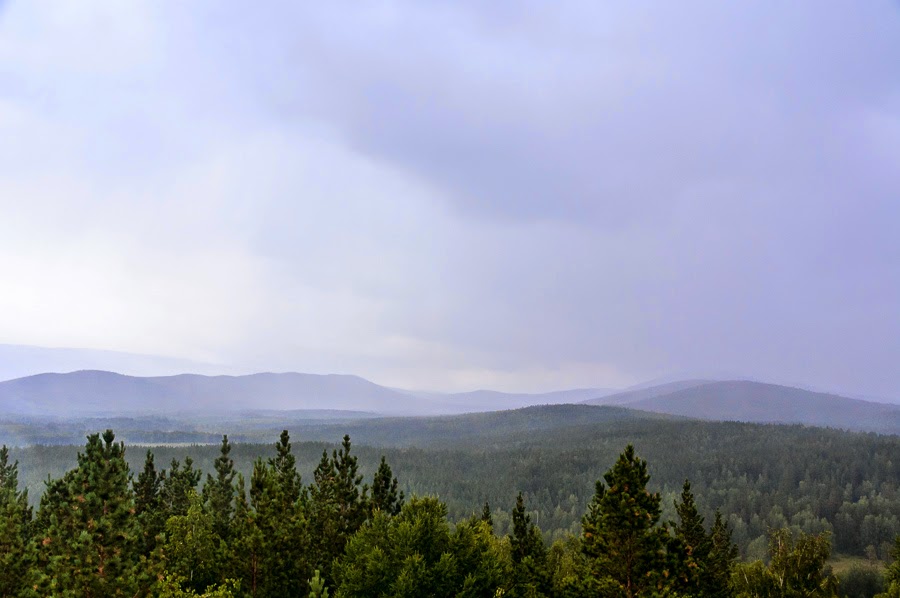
[0,1,897,396]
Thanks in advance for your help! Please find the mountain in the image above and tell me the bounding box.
[0,370,421,416]
[585,379,711,405]
[405,387,615,412]
[0,370,613,417]
[587,380,900,434]
[0,344,228,381]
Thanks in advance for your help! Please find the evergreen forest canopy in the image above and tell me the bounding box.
[1,421,900,597]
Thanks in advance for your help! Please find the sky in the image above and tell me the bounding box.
[0,1,898,397]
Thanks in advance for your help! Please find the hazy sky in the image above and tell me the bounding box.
[0,1,897,396]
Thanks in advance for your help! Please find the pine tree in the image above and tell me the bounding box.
[509,492,551,597]
[371,455,404,516]
[581,444,674,597]
[162,456,202,519]
[229,473,264,597]
[247,432,309,596]
[672,480,710,594]
[481,501,494,529]
[0,446,30,597]
[708,510,738,596]
[202,435,237,541]
[134,449,165,556]
[29,430,138,597]
[309,435,369,584]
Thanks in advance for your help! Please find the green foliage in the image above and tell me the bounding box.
[838,564,885,598]
[162,491,223,594]
[309,434,369,583]
[155,573,240,597]
[370,455,404,516]
[672,481,738,596]
[202,435,236,541]
[876,535,900,598]
[245,430,310,597]
[581,444,674,597]
[134,449,165,555]
[333,496,506,597]
[0,445,30,597]
[733,528,839,597]
[162,456,202,520]
[2,427,891,598]
[28,430,139,597]
[309,569,330,598]
[509,491,551,597]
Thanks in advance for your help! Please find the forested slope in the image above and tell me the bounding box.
[11,407,900,560]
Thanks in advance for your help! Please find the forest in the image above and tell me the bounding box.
[1,424,899,597]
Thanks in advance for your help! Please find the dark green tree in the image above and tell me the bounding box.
[508,492,551,597]
[162,456,202,520]
[134,449,165,556]
[708,510,738,596]
[28,430,138,597]
[202,435,237,541]
[481,501,494,529]
[0,446,30,597]
[580,444,674,597]
[246,432,309,597]
[333,496,505,597]
[309,435,369,583]
[370,455,404,516]
[670,480,737,598]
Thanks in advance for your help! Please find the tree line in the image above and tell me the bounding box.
[2,431,900,597]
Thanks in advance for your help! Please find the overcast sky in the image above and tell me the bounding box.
[0,1,897,396]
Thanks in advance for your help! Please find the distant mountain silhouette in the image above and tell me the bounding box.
[586,380,900,434]
[0,370,612,417]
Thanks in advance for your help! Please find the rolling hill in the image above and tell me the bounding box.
[0,370,612,418]
[586,380,900,434]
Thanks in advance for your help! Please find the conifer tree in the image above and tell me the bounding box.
[580,444,674,597]
[309,435,369,583]
[162,456,202,519]
[0,446,30,597]
[371,455,404,516]
[29,430,138,597]
[247,432,309,596]
[134,449,165,556]
[509,492,551,597]
[481,501,494,529]
[203,435,237,541]
[708,510,738,596]
[163,491,221,594]
[672,480,711,594]
[229,473,264,597]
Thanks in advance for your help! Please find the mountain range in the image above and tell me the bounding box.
[0,369,897,435]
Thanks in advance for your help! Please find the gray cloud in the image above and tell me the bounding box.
[0,1,897,396]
